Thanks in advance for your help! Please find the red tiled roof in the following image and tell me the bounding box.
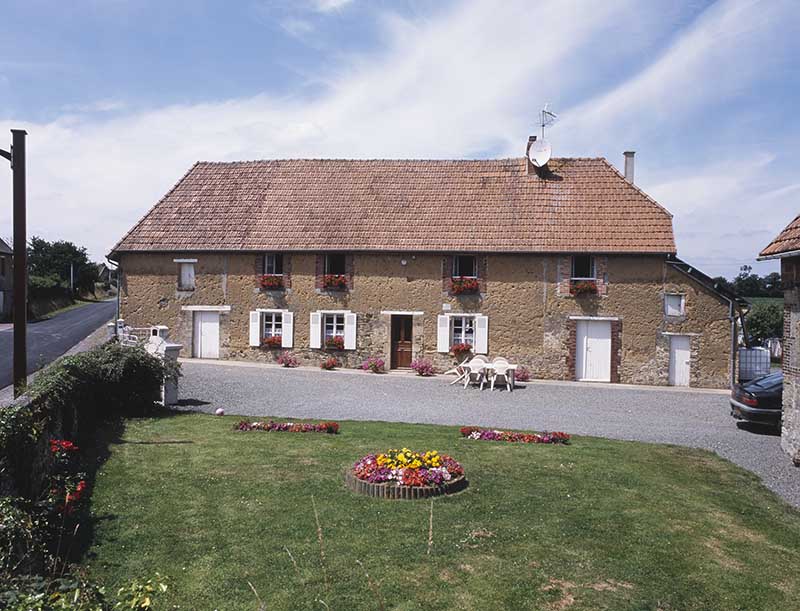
[760,214,800,257]
[110,158,677,255]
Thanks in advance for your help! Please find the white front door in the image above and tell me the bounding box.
[576,320,612,382]
[193,311,220,359]
[669,335,691,386]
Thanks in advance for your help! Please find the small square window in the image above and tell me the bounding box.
[571,255,595,279]
[178,263,195,291]
[325,254,347,275]
[665,294,685,317]
[453,255,477,278]
[264,254,283,275]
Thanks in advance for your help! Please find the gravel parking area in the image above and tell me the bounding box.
[178,359,800,508]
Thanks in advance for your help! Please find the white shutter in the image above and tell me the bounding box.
[309,312,322,349]
[344,312,357,350]
[437,315,450,353]
[474,315,488,354]
[248,311,261,346]
[282,311,294,348]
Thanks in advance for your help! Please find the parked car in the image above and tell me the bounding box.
[730,371,783,426]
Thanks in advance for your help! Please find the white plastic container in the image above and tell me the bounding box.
[738,347,771,382]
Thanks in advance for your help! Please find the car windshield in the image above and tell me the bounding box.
[747,372,783,390]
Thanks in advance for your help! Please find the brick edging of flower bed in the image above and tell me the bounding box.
[345,470,468,500]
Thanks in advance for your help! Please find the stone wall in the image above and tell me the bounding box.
[781,257,800,464]
[118,251,734,388]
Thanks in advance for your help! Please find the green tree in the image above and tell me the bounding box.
[746,302,783,343]
[27,236,99,295]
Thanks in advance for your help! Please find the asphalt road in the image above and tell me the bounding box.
[0,300,116,389]
[179,360,800,508]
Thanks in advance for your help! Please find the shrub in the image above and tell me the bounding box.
[361,356,385,373]
[747,302,783,344]
[320,357,338,370]
[514,365,531,382]
[276,352,299,368]
[410,358,435,376]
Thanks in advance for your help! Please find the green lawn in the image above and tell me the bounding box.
[746,297,783,307]
[86,414,800,610]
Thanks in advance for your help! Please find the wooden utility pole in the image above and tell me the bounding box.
[0,129,28,397]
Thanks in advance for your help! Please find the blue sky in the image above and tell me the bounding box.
[0,0,798,277]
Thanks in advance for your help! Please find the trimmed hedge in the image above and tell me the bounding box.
[0,342,179,499]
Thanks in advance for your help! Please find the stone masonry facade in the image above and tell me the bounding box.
[118,251,734,388]
[781,257,800,464]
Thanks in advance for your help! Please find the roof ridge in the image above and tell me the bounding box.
[759,211,800,257]
[194,156,607,164]
[108,161,201,259]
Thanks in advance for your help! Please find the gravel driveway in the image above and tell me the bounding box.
[178,359,800,508]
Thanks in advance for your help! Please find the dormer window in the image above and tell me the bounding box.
[571,255,595,280]
[264,253,283,276]
[325,253,347,275]
[452,255,477,278]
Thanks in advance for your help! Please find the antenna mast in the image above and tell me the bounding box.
[540,103,558,140]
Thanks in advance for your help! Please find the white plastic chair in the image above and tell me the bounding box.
[491,357,509,366]
[463,360,487,390]
[447,357,471,385]
[490,362,512,391]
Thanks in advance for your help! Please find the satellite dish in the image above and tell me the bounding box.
[528,138,552,167]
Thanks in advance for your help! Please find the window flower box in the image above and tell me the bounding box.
[451,276,480,295]
[261,335,283,349]
[325,335,345,351]
[570,279,597,296]
[323,274,348,290]
[450,342,472,360]
[260,274,284,290]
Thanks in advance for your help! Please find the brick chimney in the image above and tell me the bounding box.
[526,136,537,175]
[624,151,635,183]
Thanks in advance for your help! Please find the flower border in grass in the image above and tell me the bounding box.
[235,420,340,434]
[460,426,570,444]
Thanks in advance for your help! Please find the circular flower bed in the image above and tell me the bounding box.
[347,448,468,499]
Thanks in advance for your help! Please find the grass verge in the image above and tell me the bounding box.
[86,413,800,610]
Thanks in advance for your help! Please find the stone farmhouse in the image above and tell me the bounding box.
[110,146,745,388]
[760,217,800,464]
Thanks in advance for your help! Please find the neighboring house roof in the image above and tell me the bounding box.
[0,238,11,255]
[759,213,800,258]
[110,157,677,256]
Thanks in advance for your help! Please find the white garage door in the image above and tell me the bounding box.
[193,311,220,359]
[576,320,612,382]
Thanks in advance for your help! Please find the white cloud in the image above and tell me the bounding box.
[280,17,315,38]
[314,0,353,13]
[0,0,796,279]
